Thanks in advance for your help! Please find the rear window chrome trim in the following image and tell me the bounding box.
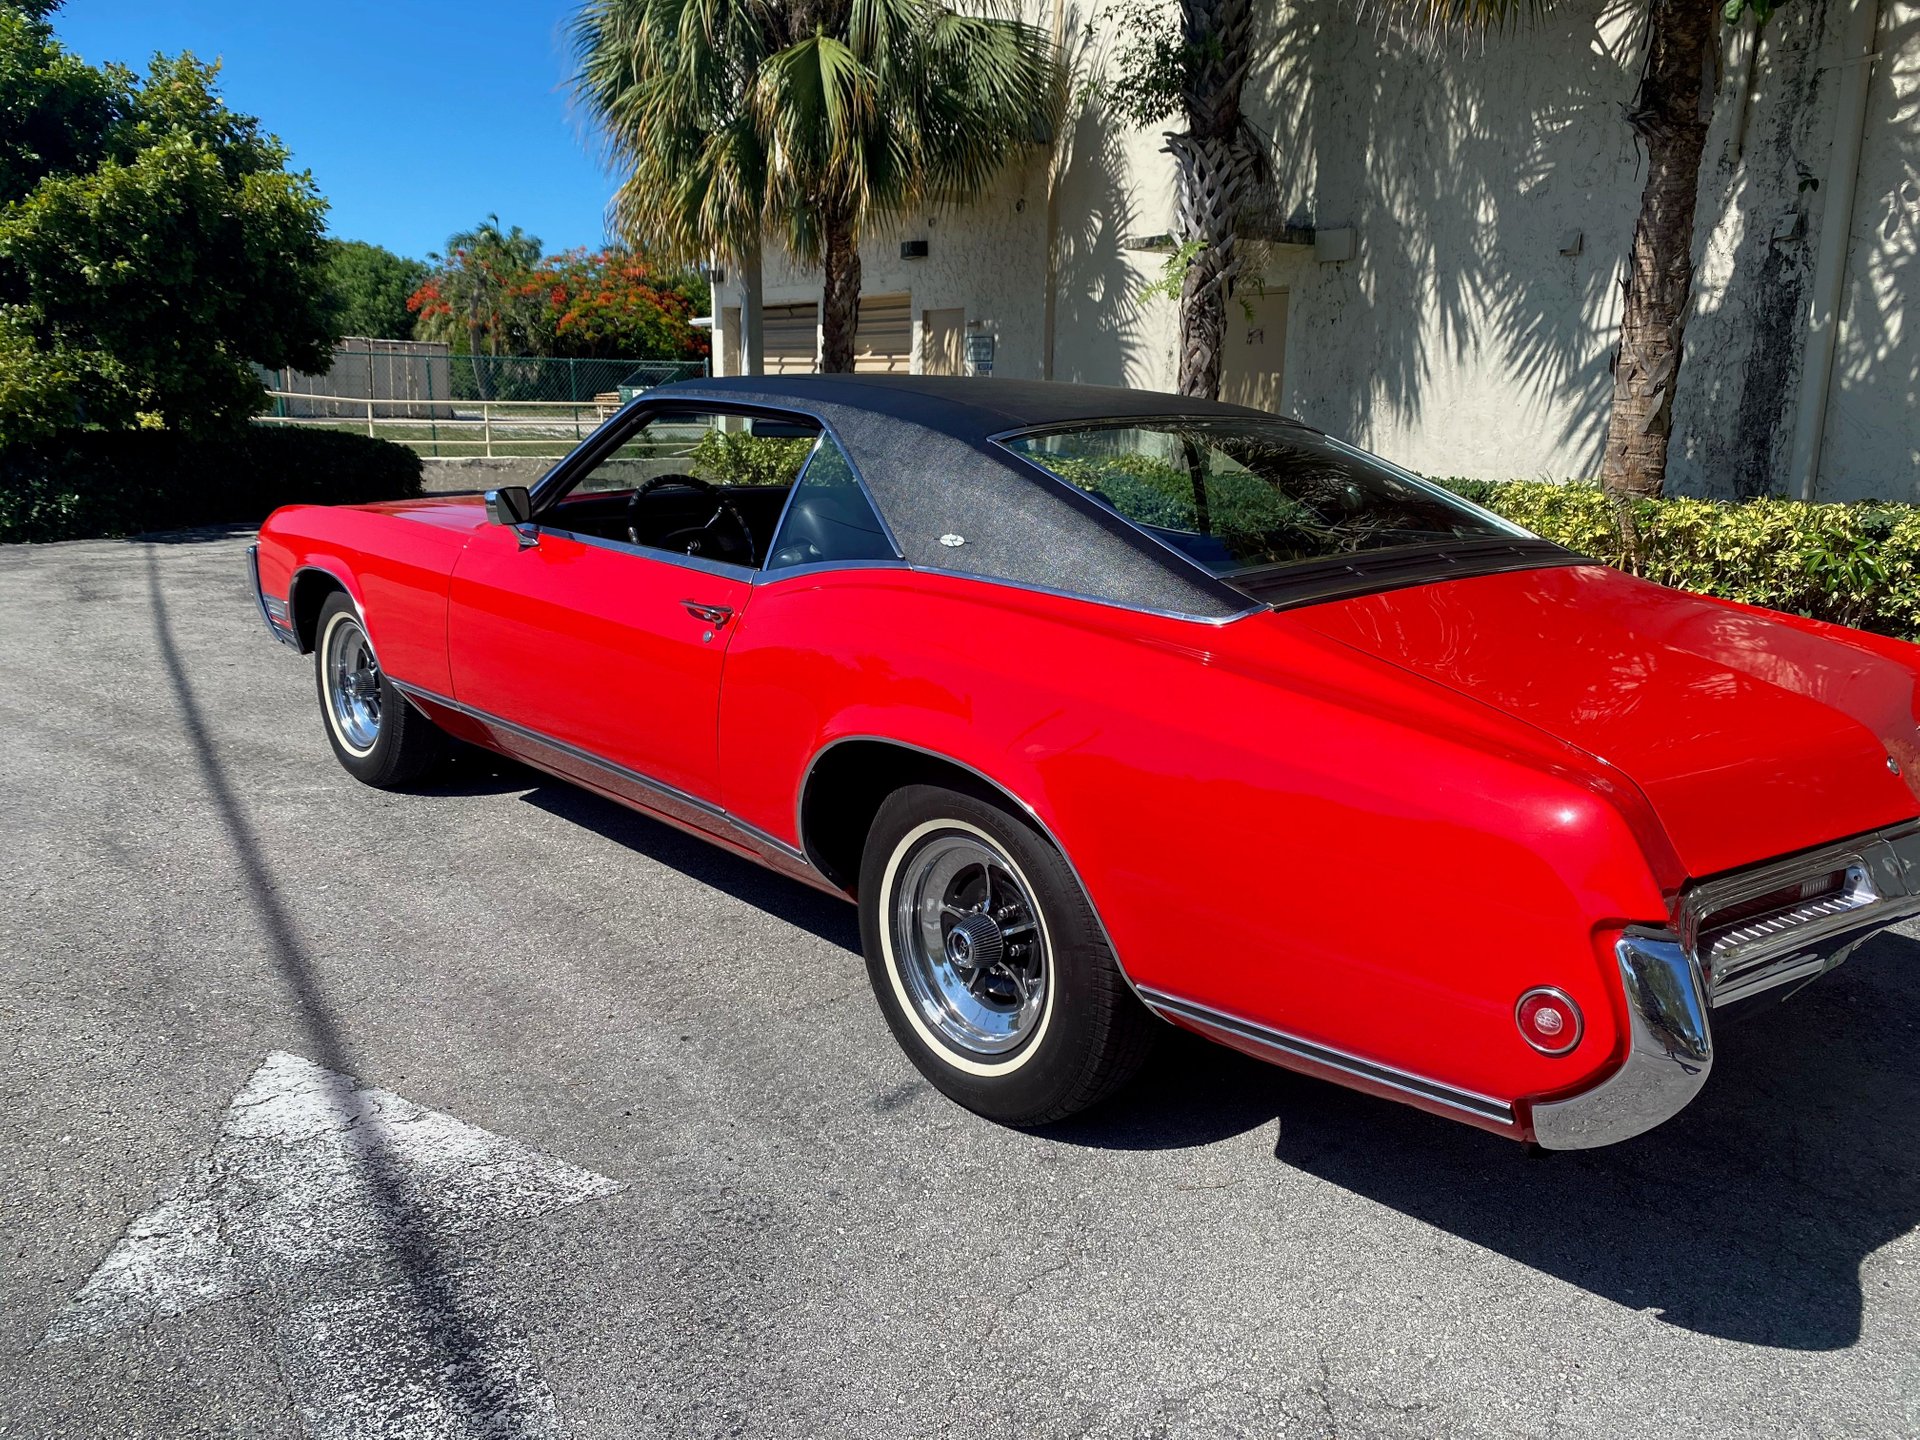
[1237,539,1594,611]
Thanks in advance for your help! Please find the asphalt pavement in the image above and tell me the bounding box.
[4,530,1919,1439]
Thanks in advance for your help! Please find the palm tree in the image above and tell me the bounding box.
[1392,0,1730,497]
[1166,0,1262,400]
[415,216,544,360]
[574,0,1057,373]
[573,0,774,372]
[1595,0,1722,497]
[1098,0,1263,400]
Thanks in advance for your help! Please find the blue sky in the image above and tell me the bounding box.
[56,1,617,261]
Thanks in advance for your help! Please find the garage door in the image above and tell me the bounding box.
[854,294,912,373]
[764,304,819,374]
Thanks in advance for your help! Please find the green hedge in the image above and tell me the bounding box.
[1438,479,1920,641]
[0,427,423,543]
[686,430,816,488]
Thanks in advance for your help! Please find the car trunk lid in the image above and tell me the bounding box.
[1288,562,1920,878]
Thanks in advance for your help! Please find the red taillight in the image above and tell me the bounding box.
[1516,988,1583,1056]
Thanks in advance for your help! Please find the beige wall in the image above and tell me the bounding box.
[712,0,1920,501]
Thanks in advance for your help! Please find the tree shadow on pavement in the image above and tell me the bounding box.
[1057,928,1920,1352]
[141,546,556,1436]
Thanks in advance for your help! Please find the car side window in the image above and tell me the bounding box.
[540,408,821,568]
[764,435,896,570]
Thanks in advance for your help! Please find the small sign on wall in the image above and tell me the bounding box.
[966,329,995,377]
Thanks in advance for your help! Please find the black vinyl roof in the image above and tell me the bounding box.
[646,376,1296,619]
[656,374,1287,440]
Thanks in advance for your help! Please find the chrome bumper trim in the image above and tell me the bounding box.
[1679,820,1920,1008]
[1137,987,1517,1127]
[1530,930,1713,1150]
[246,545,299,649]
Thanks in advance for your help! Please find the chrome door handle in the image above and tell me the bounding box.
[682,600,734,627]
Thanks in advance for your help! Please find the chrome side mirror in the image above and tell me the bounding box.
[484,486,532,527]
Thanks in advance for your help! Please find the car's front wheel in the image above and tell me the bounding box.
[314,590,447,788]
[859,784,1155,1125]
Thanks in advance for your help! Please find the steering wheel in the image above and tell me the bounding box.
[626,474,755,563]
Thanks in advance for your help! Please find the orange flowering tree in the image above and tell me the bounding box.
[408,224,708,362]
[528,248,708,361]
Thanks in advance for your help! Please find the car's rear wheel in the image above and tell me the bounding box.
[314,591,447,788]
[858,784,1155,1125]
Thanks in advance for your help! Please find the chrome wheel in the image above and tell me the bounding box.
[891,831,1050,1057]
[323,613,382,754]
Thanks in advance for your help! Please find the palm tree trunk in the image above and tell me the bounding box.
[1599,0,1721,497]
[737,239,765,376]
[820,208,861,373]
[467,318,489,400]
[1170,0,1255,400]
[1171,136,1240,399]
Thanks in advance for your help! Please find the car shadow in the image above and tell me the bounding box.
[501,775,862,956]
[414,749,1918,1352]
[1055,928,1920,1351]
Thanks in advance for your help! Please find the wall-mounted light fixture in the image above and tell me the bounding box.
[1558,231,1584,257]
[900,239,930,260]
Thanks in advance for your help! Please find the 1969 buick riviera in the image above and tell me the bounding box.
[249,376,1920,1148]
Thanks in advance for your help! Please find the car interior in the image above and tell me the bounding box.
[538,411,822,569]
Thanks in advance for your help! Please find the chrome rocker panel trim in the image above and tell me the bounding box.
[1530,930,1713,1150]
[390,682,813,870]
[1136,987,1518,1128]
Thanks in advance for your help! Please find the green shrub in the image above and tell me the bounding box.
[687,429,814,487]
[1437,478,1920,640]
[0,427,422,543]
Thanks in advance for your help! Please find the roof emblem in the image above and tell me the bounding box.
[939,533,966,548]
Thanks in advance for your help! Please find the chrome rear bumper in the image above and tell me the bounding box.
[1532,819,1920,1150]
[1530,932,1712,1149]
[1682,820,1920,1008]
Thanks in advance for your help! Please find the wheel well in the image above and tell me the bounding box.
[287,568,346,653]
[799,740,1030,896]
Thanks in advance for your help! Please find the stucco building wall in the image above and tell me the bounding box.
[711,0,1919,501]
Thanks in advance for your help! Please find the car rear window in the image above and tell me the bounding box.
[1001,419,1521,584]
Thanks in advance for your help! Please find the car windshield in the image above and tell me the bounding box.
[1002,418,1520,583]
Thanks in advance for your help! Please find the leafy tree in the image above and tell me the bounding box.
[0,8,333,437]
[324,239,425,340]
[0,5,115,204]
[406,215,545,359]
[572,0,1058,372]
[528,248,710,360]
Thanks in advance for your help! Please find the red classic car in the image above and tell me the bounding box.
[249,376,1920,1148]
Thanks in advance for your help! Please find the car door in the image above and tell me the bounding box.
[444,405,812,818]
